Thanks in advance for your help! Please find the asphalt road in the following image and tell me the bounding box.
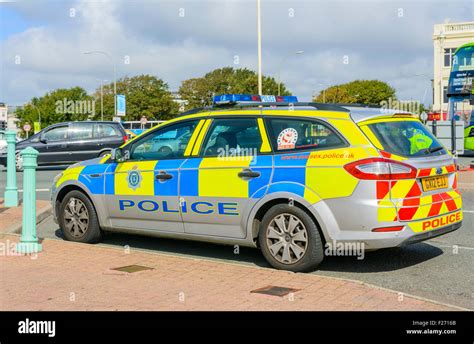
[1,164,474,309]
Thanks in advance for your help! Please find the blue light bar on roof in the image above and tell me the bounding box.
[213,94,298,105]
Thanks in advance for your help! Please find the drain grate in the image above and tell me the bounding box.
[111,264,154,273]
[250,285,300,297]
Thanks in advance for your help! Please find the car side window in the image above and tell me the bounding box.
[95,124,120,138]
[202,118,262,157]
[44,126,68,142]
[69,123,93,140]
[266,118,346,152]
[129,120,199,161]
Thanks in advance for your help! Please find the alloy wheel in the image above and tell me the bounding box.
[63,197,90,238]
[265,213,308,264]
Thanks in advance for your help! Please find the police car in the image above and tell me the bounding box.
[51,94,463,272]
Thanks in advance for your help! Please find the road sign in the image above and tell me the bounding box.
[34,122,41,134]
[117,95,126,117]
[23,123,31,132]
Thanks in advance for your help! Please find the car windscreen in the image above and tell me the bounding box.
[366,120,446,157]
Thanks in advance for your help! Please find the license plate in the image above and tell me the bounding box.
[421,175,448,192]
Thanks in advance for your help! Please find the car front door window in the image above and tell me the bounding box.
[130,121,199,161]
[44,126,68,142]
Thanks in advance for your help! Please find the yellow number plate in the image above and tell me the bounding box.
[421,175,448,192]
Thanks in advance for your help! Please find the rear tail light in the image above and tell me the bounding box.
[344,158,417,180]
[123,135,128,143]
[372,226,404,232]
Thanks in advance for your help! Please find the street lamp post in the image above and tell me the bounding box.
[315,83,330,103]
[96,79,107,121]
[31,104,41,130]
[277,50,304,96]
[256,0,263,96]
[84,51,117,117]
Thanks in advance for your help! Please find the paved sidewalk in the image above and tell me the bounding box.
[0,234,461,311]
[0,198,52,234]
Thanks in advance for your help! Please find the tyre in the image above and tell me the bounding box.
[99,150,111,157]
[258,204,324,272]
[59,190,102,243]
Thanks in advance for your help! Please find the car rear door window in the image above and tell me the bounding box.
[94,124,121,138]
[202,118,262,157]
[69,123,93,140]
[266,118,346,152]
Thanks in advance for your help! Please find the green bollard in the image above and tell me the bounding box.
[4,131,18,207]
[16,147,42,254]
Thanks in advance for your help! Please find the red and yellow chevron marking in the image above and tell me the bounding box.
[379,150,407,161]
[375,171,462,222]
[397,190,462,221]
[417,164,456,178]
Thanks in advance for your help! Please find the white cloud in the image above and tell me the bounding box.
[1,0,473,106]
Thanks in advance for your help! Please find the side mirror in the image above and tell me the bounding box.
[111,148,128,162]
[40,136,47,144]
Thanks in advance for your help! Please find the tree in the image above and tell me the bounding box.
[94,74,178,121]
[15,87,94,133]
[179,67,291,110]
[313,80,396,105]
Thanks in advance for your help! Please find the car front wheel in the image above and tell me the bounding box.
[59,190,102,243]
[259,204,324,272]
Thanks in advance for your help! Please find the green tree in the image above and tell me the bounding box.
[314,80,396,105]
[94,74,178,121]
[15,87,93,133]
[179,67,291,110]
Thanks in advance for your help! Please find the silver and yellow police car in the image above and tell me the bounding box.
[51,94,462,272]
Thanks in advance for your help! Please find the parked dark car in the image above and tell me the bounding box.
[0,121,128,170]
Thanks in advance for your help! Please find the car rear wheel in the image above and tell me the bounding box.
[258,204,324,272]
[99,150,110,157]
[59,190,101,243]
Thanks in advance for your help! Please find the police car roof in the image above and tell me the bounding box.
[179,102,413,123]
[346,107,413,123]
[178,102,350,116]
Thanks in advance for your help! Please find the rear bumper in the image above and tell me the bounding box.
[313,199,463,250]
[399,221,462,246]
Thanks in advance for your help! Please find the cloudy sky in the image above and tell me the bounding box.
[0,0,473,106]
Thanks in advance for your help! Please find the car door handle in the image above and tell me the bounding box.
[90,174,102,178]
[238,169,260,179]
[155,171,173,181]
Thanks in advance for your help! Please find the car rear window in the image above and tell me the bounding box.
[366,120,446,157]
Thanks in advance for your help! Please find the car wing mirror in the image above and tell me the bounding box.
[111,148,129,162]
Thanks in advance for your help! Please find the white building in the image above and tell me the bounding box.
[171,91,188,112]
[433,21,474,113]
[0,103,7,125]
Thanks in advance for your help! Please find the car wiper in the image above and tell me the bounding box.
[424,146,444,154]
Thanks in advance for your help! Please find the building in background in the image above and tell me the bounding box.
[433,21,474,114]
[0,103,7,130]
[171,91,187,112]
